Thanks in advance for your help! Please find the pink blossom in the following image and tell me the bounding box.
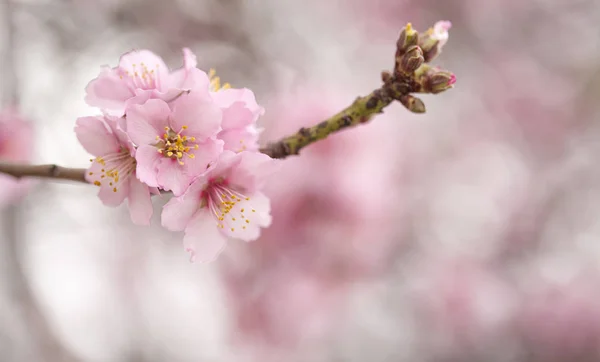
[161,150,277,262]
[222,263,345,350]
[126,92,223,196]
[85,48,209,115]
[518,276,600,361]
[75,114,155,225]
[407,258,519,360]
[431,20,452,49]
[0,107,34,206]
[211,87,264,152]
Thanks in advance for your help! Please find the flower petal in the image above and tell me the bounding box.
[182,48,197,69]
[97,174,129,207]
[118,49,170,91]
[134,145,162,187]
[184,138,224,178]
[156,158,190,196]
[228,151,279,194]
[204,150,242,180]
[218,126,260,152]
[126,99,171,146]
[75,116,120,156]
[171,92,222,139]
[212,88,263,120]
[218,191,271,242]
[220,101,255,130]
[84,67,133,114]
[183,209,228,263]
[160,179,205,231]
[127,177,153,225]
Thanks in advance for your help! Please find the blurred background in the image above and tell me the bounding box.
[1,0,600,361]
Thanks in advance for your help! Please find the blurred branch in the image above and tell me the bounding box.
[0,163,87,183]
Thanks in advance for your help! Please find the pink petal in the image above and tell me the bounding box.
[204,150,242,180]
[160,180,205,231]
[182,48,197,69]
[124,89,154,109]
[183,68,211,94]
[84,67,134,114]
[156,158,190,196]
[212,88,262,116]
[134,145,162,187]
[183,209,228,263]
[228,151,279,194]
[118,49,170,91]
[171,92,222,139]
[218,126,260,152]
[184,138,224,178]
[218,191,271,242]
[220,101,255,130]
[127,177,153,225]
[97,175,129,207]
[75,116,120,156]
[126,99,171,146]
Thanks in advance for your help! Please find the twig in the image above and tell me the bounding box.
[0,163,87,183]
[260,86,396,158]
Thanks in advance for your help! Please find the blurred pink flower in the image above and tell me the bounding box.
[126,93,223,196]
[408,258,519,361]
[222,261,346,351]
[518,276,600,361]
[0,107,34,206]
[211,88,264,152]
[85,48,210,115]
[220,85,403,349]
[161,150,277,262]
[75,114,155,225]
[254,87,402,278]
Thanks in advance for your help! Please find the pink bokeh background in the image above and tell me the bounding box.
[1,0,600,361]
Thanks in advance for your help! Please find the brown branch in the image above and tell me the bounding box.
[0,163,87,183]
[260,86,396,158]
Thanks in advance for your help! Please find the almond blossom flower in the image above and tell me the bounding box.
[0,107,34,207]
[161,150,276,262]
[211,87,264,152]
[430,20,451,49]
[419,20,452,62]
[85,48,209,115]
[75,114,154,225]
[126,92,223,196]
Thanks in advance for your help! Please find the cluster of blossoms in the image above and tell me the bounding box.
[75,48,276,262]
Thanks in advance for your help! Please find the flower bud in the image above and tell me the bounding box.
[425,70,456,94]
[419,20,451,62]
[399,94,426,113]
[396,45,424,76]
[381,71,392,83]
[396,23,419,56]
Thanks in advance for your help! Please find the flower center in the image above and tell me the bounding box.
[155,125,198,166]
[208,68,231,92]
[119,62,160,90]
[202,179,255,232]
[88,148,136,193]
